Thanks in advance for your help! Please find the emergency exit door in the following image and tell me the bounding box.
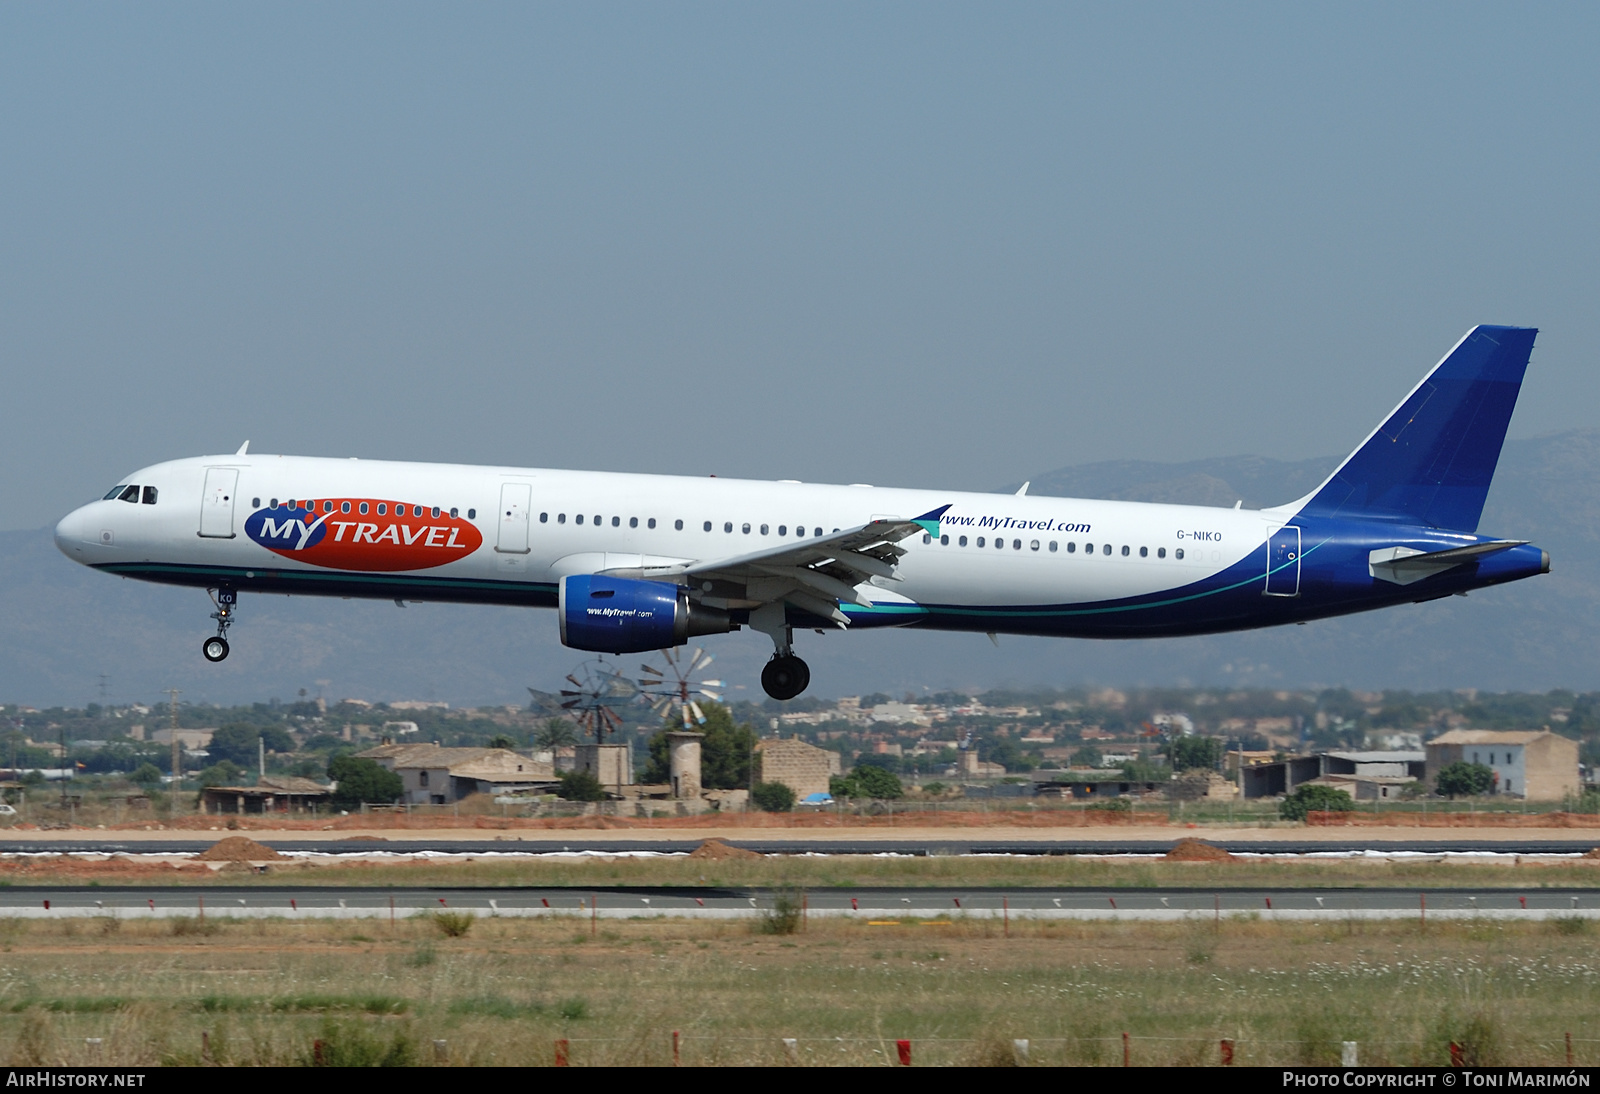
[198,468,239,539]
[496,482,532,554]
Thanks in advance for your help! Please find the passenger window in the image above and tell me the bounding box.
[629,517,638,528]
[576,514,584,525]
[250,496,259,508]
[341,501,351,514]
[270,498,279,508]
[724,522,733,533]
[941,535,949,546]
[468,509,476,519]
[794,525,805,537]
[742,523,751,534]
[673,519,682,530]
[977,537,986,547]
[1175,548,1184,560]
[1157,547,1166,558]
[923,534,931,545]
[1121,545,1129,556]
[142,486,158,505]
[591,514,598,525]
[558,514,566,524]
[1103,544,1112,556]
[1085,543,1093,554]
[1030,540,1039,551]
[118,485,140,503]
[1012,539,1021,550]
[959,535,968,547]
[648,518,656,529]
[760,524,769,535]
[376,504,386,515]
[1048,541,1057,552]
[1067,542,1076,553]
[703,521,712,532]
[778,525,787,536]
[611,516,620,527]
[1139,546,1148,557]
[413,505,423,517]
[539,512,548,523]
[450,508,458,519]
[359,502,369,515]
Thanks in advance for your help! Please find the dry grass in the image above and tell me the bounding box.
[0,913,1594,1065]
[4,852,1600,890]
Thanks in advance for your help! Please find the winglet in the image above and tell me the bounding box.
[911,505,951,536]
[235,440,250,456]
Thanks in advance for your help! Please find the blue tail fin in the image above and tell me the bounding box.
[1296,325,1536,531]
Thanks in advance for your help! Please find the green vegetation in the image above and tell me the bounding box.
[1280,783,1356,821]
[556,769,605,802]
[1166,735,1223,771]
[750,781,796,813]
[326,755,403,807]
[639,703,756,788]
[1436,761,1496,799]
[832,765,903,800]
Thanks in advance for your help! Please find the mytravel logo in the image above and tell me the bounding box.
[244,498,483,572]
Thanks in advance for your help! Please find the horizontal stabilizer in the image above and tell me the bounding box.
[1298,326,1536,531]
[1368,540,1526,585]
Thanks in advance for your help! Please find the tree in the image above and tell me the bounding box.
[751,781,796,813]
[198,760,243,788]
[534,719,578,750]
[1166,735,1224,772]
[130,762,164,788]
[1280,783,1356,821]
[557,769,606,802]
[1436,761,1495,799]
[487,734,518,750]
[208,724,295,767]
[326,755,403,807]
[1071,745,1103,768]
[837,765,903,800]
[639,703,757,789]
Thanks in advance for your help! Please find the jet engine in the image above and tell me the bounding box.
[558,574,733,654]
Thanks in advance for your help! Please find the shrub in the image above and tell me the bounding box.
[304,1020,417,1067]
[756,888,804,935]
[1436,761,1495,799]
[326,755,402,807]
[1166,735,1224,771]
[750,781,796,813]
[130,762,164,788]
[430,911,474,938]
[557,770,605,802]
[1281,784,1356,821]
[835,765,903,800]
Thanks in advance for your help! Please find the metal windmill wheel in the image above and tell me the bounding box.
[637,646,723,728]
[559,657,637,742]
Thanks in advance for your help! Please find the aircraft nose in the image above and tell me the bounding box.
[54,506,94,559]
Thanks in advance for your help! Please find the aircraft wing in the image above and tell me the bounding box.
[609,505,949,626]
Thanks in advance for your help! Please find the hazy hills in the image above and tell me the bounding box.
[3,431,1596,709]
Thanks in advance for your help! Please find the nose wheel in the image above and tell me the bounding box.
[203,587,237,663]
[761,654,810,701]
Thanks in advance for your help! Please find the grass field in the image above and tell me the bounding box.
[6,852,1600,890]
[0,911,1596,1066]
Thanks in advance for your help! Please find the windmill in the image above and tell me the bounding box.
[637,647,723,728]
[558,657,637,742]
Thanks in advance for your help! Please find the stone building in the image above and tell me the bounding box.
[754,737,840,799]
[1425,730,1579,800]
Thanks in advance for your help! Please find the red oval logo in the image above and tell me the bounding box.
[246,498,483,571]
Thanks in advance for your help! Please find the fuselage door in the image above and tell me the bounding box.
[496,482,532,554]
[1265,525,1301,596]
[198,468,239,539]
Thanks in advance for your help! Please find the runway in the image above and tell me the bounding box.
[5,884,1598,921]
[4,835,1600,855]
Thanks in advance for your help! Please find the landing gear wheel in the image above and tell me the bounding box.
[761,654,810,700]
[202,636,230,663]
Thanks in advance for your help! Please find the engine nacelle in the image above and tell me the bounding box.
[558,574,733,654]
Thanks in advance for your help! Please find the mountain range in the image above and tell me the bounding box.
[4,431,1596,708]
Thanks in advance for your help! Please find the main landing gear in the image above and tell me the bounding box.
[761,654,810,701]
[751,602,811,700]
[202,587,236,663]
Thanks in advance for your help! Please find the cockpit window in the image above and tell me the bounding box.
[103,485,128,501]
[116,485,140,504]
[141,486,158,505]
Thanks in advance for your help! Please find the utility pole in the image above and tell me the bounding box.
[166,689,182,810]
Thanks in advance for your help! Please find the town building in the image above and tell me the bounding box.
[754,737,840,799]
[353,743,555,804]
[1425,730,1579,800]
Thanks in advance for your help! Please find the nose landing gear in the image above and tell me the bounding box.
[202,588,236,663]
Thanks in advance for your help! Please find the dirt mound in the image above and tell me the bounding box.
[687,838,762,861]
[1165,838,1234,862]
[197,836,284,862]
[338,835,387,841]
[1583,848,1600,859]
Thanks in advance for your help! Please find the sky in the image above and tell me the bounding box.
[3,3,1599,532]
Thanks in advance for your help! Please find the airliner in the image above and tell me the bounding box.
[54,325,1548,700]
